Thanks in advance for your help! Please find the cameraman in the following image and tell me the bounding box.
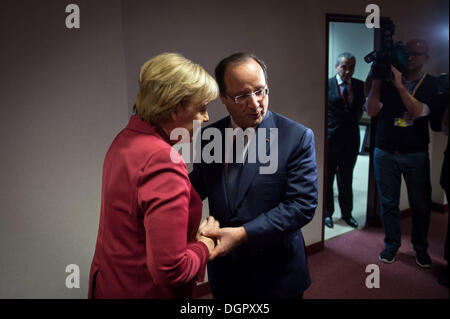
[366,39,439,267]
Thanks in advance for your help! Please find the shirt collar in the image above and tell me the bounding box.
[230,116,241,130]
[336,74,351,86]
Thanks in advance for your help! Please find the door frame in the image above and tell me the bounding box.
[321,13,383,245]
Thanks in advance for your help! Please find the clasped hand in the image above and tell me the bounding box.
[196,216,248,261]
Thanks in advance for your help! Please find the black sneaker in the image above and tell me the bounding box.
[415,250,431,268]
[379,248,397,264]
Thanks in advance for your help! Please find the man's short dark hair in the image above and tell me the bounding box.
[214,53,268,95]
[335,52,355,66]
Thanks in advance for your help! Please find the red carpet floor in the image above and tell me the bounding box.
[197,211,449,299]
[304,211,449,299]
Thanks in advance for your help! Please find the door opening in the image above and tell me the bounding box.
[324,17,374,240]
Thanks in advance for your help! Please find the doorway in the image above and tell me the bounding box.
[324,16,374,240]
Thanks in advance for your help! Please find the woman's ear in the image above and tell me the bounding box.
[170,111,177,122]
[171,103,183,121]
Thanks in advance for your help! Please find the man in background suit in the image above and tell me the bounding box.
[189,53,318,298]
[325,52,365,229]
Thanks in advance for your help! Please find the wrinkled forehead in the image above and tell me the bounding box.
[405,39,429,55]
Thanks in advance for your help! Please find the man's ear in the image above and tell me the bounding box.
[219,94,227,105]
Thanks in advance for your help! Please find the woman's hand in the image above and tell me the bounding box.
[196,216,220,254]
[199,216,220,237]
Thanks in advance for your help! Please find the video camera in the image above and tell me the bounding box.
[364,18,408,80]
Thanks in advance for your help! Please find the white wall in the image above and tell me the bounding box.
[328,22,374,81]
[0,0,447,298]
[0,0,128,298]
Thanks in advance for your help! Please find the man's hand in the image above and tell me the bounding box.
[391,65,404,89]
[201,226,248,260]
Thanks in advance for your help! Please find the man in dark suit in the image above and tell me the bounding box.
[189,53,318,298]
[325,52,365,228]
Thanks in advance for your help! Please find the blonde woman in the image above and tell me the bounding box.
[89,53,219,298]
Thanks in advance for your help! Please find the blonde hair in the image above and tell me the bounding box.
[134,53,218,125]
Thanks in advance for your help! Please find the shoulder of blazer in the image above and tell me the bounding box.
[328,77,337,88]
[270,111,310,136]
[351,78,365,103]
[352,78,364,85]
[351,78,364,88]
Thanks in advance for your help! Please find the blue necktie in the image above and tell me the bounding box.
[342,82,349,104]
[226,139,244,209]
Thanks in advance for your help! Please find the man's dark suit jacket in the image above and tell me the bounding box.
[327,77,365,148]
[189,110,318,298]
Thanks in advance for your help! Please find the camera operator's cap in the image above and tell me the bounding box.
[405,39,429,55]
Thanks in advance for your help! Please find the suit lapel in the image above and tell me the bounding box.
[333,78,342,103]
[349,78,355,107]
[351,78,364,108]
[334,78,340,99]
[205,117,231,215]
